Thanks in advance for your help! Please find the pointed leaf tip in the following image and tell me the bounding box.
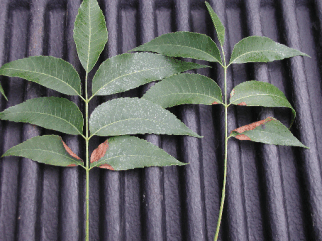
[229,36,309,65]
[74,0,108,72]
[232,117,308,148]
[0,83,7,100]
[205,1,225,46]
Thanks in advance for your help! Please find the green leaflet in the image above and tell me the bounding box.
[90,136,186,170]
[2,135,84,167]
[142,73,222,108]
[0,97,83,135]
[0,83,7,100]
[89,97,201,138]
[0,56,81,96]
[229,36,309,65]
[131,31,223,64]
[231,117,308,148]
[230,81,296,126]
[73,0,108,72]
[91,53,207,97]
[205,1,225,47]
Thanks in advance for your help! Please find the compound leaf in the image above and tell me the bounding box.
[91,53,207,97]
[205,1,225,46]
[0,83,7,100]
[74,0,108,72]
[231,117,308,148]
[131,31,222,64]
[90,136,186,170]
[0,56,81,96]
[89,97,201,138]
[2,135,84,167]
[229,36,309,65]
[142,73,222,108]
[230,81,295,126]
[0,97,83,135]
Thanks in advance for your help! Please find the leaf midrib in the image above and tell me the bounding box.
[141,43,221,62]
[91,117,180,136]
[231,93,292,107]
[147,92,222,104]
[95,154,175,167]
[5,148,80,163]
[230,49,292,64]
[2,67,79,95]
[4,111,82,135]
[92,66,167,97]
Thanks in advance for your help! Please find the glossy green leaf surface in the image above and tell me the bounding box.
[91,136,186,170]
[2,135,84,167]
[73,0,108,72]
[0,83,7,100]
[89,97,201,138]
[230,81,295,125]
[0,56,81,95]
[131,32,222,64]
[142,73,222,108]
[229,36,309,65]
[205,1,225,46]
[231,117,308,148]
[91,53,207,97]
[0,97,83,135]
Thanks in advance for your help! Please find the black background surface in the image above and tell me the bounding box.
[0,0,321,240]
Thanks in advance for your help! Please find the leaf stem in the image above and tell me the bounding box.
[85,73,90,241]
[214,46,228,241]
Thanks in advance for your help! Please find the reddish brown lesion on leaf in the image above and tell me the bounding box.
[67,164,77,167]
[61,139,82,161]
[212,101,219,105]
[230,89,235,98]
[232,117,274,140]
[237,102,247,106]
[90,140,109,163]
[99,164,114,170]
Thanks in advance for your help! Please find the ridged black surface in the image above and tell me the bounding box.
[0,0,321,240]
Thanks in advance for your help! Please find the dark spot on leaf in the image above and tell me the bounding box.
[238,102,247,106]
[99,164,114,170]
[261,124,266,129]
[90,140,109,163]
[61,139,82,160]
[232,117,274,140]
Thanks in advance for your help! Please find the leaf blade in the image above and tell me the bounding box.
[2,135,84,167]
[231,117,308,148]
[89,97,201,138]
[90,136,186,170]
[0,97,83,135]
[0,56,81,95]
[91,53,208,97]
[142,73,222,108]
[131,31,222,64]
[73,0,108,72]
[229,81,296,125]
[229,36,309,65]
[205,1,225,46]
[0,83,7,100]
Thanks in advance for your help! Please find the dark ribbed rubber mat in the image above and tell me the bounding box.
[0,0,321,240]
